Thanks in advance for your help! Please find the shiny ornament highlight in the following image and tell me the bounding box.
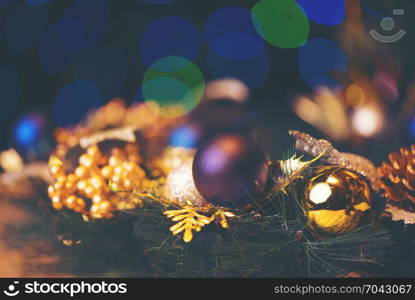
[304,166,372,235]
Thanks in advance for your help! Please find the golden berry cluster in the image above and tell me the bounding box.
[48,143,148,219]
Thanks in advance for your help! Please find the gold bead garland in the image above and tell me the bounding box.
[48,143,150,219]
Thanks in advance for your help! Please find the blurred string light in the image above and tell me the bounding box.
[26,0,50,5]
[207,48,270,89]
[251,0,309,48]
[203,6,264,60]
[351,106,383,138]
[345,84,365,107]
[203,78,249,103]
[6,4,48,54]
[293,87,349,141]
[38,0,109,74]
[53,80,103,127]
[140,16,202,67]
[0,66,20,124]
[14,114,44,147]
[346,79,385,138]
[142,56,205,118]
[297,0,345,26]
[293,81,385,140]
[73,47,128,102]
[298,38,347,90]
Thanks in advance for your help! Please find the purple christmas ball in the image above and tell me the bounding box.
[192,133,269,207]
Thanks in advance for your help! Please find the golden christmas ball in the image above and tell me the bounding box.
[304,166,372,235]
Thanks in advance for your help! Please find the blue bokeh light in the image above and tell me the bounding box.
[64,0,109,43]
[74,47,129,101]
[298,38,347,90]
[207,48,270,89]
[211,32,264,60]
[0,66,20,124]
[169,125,199,148]
[37,0,109,74]
[297,0,345,26]
[204,6,264,59]
[55,19,89,52]
[140,16,202,67]
[6,4,48,54]
[15,115,42,146]
[53,80,104,127]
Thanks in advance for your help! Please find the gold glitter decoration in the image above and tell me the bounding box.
[48,143,147,219]
[289,130,378,190]
[304,166,372,235]
[164,160,207,207]
[163,201,235,243]
[385,204,415,225]
[212,209,236,229]
[153,146,196,175]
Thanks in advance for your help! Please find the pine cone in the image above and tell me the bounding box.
[378,146,415,212]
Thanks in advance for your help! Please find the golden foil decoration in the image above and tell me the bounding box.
[304,166,372,235]
[163,201,235,243]
[163,203,213,243]
[289,130,378,190]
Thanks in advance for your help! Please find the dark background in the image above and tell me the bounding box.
[0,0,415,164]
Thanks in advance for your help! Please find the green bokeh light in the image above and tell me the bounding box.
[251,0,309,49]
[142,56,205,118]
